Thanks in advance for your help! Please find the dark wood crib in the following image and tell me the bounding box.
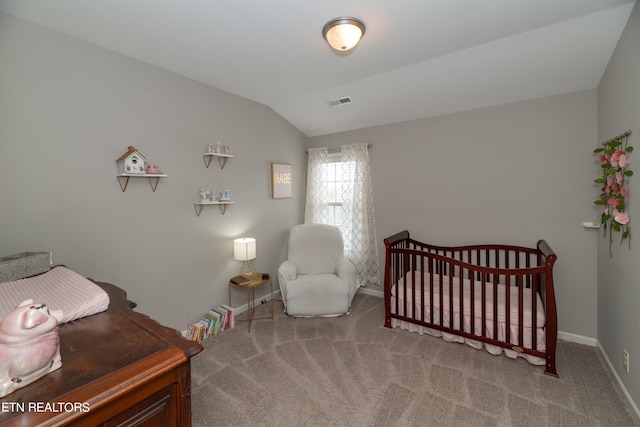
[383,230,558,377]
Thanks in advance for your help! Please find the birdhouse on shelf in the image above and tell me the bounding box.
[116,146,147,174]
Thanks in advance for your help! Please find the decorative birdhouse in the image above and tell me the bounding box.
[116,146,147,174]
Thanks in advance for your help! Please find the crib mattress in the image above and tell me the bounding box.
[0,266,110,323]
[392,272,545,328]
[391,271,545,365]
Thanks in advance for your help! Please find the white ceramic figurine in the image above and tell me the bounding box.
[0,300,63,398]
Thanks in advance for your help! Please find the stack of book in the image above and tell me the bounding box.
[187,304,235,342]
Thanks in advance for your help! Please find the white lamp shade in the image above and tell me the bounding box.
[234,238,256,261]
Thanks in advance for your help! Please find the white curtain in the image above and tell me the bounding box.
[305,143,379,286]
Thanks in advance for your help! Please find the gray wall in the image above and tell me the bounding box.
[597,0,640,409]
[308,90,600,340]
[0,12,306,331]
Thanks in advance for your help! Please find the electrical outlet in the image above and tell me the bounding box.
[623,349,630,373]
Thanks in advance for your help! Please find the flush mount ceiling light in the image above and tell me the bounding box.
[322,17,366,52]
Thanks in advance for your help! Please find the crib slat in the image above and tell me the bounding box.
[402,250,408,321]
[469,265,476,336]
[418,255,424,323]
[493,280,499,342]
[531,273,538,350]
[437,260,442,328]
[448,260,455,332]
[505,273,511,344]
[429,256,435,325]
[481,272,487,339]
[518,274,524,348]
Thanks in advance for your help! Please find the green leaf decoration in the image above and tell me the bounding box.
[594,200,606,205]
[626,146,634,152]
[593,147,605,153]
[594,178,606,184]
[610,141,622,148]
[624,170,633,176]
[612,222,621,232]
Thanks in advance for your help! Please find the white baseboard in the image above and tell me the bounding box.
[557,331,597,347]
[357,287,383,298]
[597,341,640,421]
[232,289,281,315]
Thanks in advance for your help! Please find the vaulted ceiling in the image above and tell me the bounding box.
[0,0,635,136]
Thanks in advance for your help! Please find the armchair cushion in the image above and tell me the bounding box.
[288,223,344,275]
[283,274,349,317]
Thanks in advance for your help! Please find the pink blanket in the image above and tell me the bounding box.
[0,267,110,323]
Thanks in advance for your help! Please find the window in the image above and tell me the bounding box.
[322,156,349,227]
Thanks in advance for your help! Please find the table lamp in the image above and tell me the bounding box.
[234,237,256,278]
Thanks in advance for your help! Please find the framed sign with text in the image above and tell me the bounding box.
[271,163,292,199]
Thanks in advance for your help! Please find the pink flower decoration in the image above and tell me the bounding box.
[608,198,621,208]
[619,153,630,168]
[611,149,625,167]
[614,211,630,225]
[594,135,632,256]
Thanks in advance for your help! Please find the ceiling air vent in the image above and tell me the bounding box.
[328,96,353,107]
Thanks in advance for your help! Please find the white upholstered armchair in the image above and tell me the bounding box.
[278,223,358,317]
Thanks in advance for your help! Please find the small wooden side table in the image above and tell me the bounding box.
[228,273,273,332]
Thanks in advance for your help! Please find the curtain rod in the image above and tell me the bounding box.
[306,143,372,153]
[601,130,631,145]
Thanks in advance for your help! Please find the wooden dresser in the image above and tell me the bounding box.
[0,281,203,426]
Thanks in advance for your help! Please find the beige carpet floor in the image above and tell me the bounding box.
[190,292,639,426]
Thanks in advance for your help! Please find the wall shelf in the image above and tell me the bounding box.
[203,153,234,169]
[194,201,234,216]
[117,173,167,192]
[582,221,601,229]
